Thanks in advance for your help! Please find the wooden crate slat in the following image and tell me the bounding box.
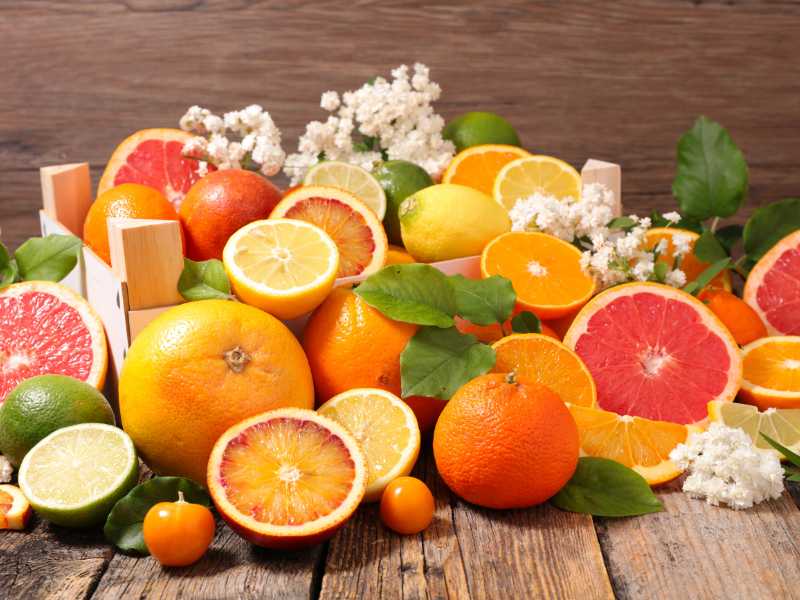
[39,163,92,237]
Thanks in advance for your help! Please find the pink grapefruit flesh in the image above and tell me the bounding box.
[744,229,800,336]
[563,283,742,425]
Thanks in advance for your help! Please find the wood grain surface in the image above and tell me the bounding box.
[2,1,800,599]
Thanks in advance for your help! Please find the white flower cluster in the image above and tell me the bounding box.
[669,422,784,510]
[180,104,285,177]
[284,63,456,184]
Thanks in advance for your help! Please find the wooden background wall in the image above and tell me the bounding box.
[1,0,798,249]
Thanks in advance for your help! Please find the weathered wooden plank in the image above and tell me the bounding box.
[598,481,800,599]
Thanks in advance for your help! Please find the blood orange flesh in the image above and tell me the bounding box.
[0,282,107,402]
[564,283,742,425]
[744,229,800,335]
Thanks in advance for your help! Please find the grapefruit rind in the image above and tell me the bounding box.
[207,408,367,550]
[739,336,800,409]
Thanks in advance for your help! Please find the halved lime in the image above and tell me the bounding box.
[304,161,387,220]
[18,423,139,527]
[708,400,800,458]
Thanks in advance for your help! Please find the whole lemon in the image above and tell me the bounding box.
[119,300,314,484]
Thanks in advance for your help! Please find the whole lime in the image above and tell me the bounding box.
[443,112,521,152]
[373,160,434,245]
[0,375,115,466]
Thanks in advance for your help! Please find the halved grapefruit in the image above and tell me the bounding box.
[0,282,107,403]
[270,186,388,278]
[207,408,367,549]
[98,128,212,210]
[563,282,742,425]
[744,229,800,335]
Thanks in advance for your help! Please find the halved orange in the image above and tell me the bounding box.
[739,336,800,410]
[270,186,388,278]
[567,403,701,485]
[207,408,367,550]
[481,231,596,319]
[492,333,596,407]
[493,155,581,212]
[0,484,31,530]
[442,144,530,197]
[644,228,731,291]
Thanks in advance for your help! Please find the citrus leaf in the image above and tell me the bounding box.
[653,261,668,283]
[715,224,744,254]
[178,258,232,301]
[694,230,729,263]
[400,326,495,400]
[672,116,748,221]
[104,476,211,555]
[14,234,81,283]
[761,433,800,469]
[449,274,515,326]
[0,242,19,290]
[683,257,731,296]
[551,457,663,517]
[511,311,541,334]
[355,264,456,328]
[743,198,800,262]
[607,216,637,231]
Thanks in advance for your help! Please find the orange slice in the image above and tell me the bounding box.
[492,333,596,407]
[270,186,388,278]
[493,155,581,212]
[207,408,367,550]
[644,228,731,291]
[0,484,32,530]
[739,336,800,410]
[481,231,596,319]
[567,403,700,485]
[442,144,530,197]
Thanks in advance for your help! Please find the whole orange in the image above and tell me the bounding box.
[433,373,579,509]
[83,183,182,264]
[119,299,314,484]
[698,288,767,346]
[179,169,282,260]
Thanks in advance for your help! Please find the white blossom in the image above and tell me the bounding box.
[671,232,694,259]
[662,211,682,224]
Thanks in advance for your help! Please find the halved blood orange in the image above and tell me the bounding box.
[270,186,388,278]
[207,408,367,550]
[644,227,731,291]
[0,282,107,403]
[563,282,742,425]
[0,484,32,530]
[744,229,800,335]
[98,128,212,210]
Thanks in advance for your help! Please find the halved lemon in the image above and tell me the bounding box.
[0,484,32,530]
[318,388,421,502]
[493,155,581,211]
[207,408,367,550]
[442,144,530,197]
[223,219,339,320]
[708,400,800,458]
[303,161,387,220]
[739,336,800,410]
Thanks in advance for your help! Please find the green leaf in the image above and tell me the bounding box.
[607,216,637,231]
[743,198,800,262]
[510,311,541,334]
[0,243,19,290]
[761,433,800,469]
[787,473,800,483]
[14,234,81,282]
[449,274,515,326]
[653,261,668,283]
[178,258,232,301]
[355,264,456,328]
[715,224,744,254]
[694,230,729,263]
[551,457,664,517]
[672,116,748,221]
[682,257,731,296]
[104,476,211,555]
[400,326,495,400]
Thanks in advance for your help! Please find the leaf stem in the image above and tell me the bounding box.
[710,217,720,233]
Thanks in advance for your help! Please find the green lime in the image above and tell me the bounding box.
[0,375,114,467]
[18,423,139,528]
[373,160,434,245]
[443,112,521,152]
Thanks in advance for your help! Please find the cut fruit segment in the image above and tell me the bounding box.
[207,408,367,550]
[644,227,731,291]
[567,403,700,485]
[744,229,800,335]
[442,144,530,197]
[0,281,107,403]
[493,155,581,212]
[17,423,139,528]
[318,388,421,503]
[270,186,388,278]
[708,399,800,458]
[481,231,596,319]
[98,128,211,210]
[303,161,387,220]
[564,282,743,425]
[0,484,32,530]
[492,333,596,408]
[223,219,339,320]
[739,336,800,410]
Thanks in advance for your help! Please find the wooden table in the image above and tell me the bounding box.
[2,2,800,598]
